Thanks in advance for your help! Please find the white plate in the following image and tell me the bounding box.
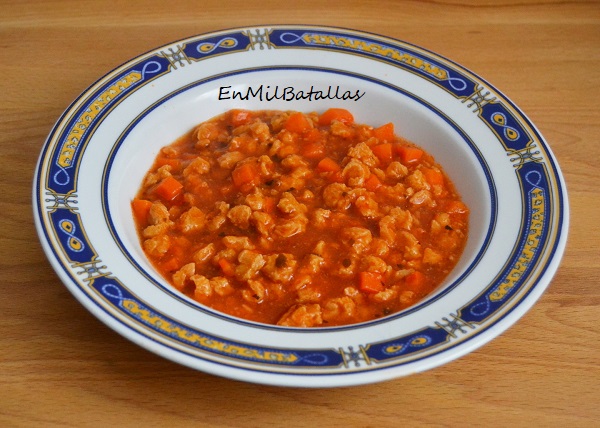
[33,25,568,387]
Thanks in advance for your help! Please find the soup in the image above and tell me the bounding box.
[132,109,469,327]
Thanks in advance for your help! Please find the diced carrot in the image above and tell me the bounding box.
[359,271,385,294]
[330,171,345,183]
[444,200,469,215]
[303,128,322,144]
[422,167,445,187]
[230,109,252,126]
[405,271,427,294]
[131,199,153,224]
[184,173,206,196]
[302,141,326,159]
[301,129,325,158]
[373,122,395,142]
[395,145,424,164]
[218,258,235,276]
[364,174,382,192]
[263,196,277,214]
[160,255,180,273]
[232,162,259,187]
[371,143,394,165]
[154,176,184,201]
[316,157,341,173]
[170,237,192,259]
[155,156,181,170]
[284,112,312,134]
[318,108,354,126]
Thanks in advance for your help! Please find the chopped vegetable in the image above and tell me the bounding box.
[232,162,260,188]
[396,145,424,164]
[160,255,180,273]
[302,142,326,159]
[405,271,426,294]
[155,155,181,170]
[303,128,322,144]
[284,112,312,134]
[372,143,394,165]
[154,176,184,201]
[230,109,252,126]
[444,200,469,214]
[373,122,395,142]
[318,108,354,126]
[131,199,153,224]
[316,157,341,173]
[359,271,385,294]
[422,167,445,187]
[364,174,382,191]
[263,196,277,214]
[218,258,235,276]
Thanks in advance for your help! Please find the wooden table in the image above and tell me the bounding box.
[2,1,599,426]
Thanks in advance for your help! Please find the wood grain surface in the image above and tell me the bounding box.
[1,1,598,426]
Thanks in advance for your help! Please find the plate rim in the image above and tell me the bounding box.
[32,24,569,387]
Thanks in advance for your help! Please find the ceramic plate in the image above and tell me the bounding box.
[33,25,568,387]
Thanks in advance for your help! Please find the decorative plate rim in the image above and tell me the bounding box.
[32,25,569,387]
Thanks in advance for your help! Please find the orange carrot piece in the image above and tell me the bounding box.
[155,156,181,170]
[330,171,345,183]
[371,143,394,165]
[160,255,180,273]
[263,196,277,214]
[154,176,184,201]
[364,174,382,192]
[230,109,252,126]
[131,199,153,224]
[301,129,325,158]
[422,167,445,187]
[218,258,235,276]
[445,200,469,214]
[396,145,424,164]
[302,142,326,159]
[171,236,192,259]
[232,163,259,187]
[316,157,341,173]
[405,271,427,294]
[373,122,395,142]
[318,108,354,126]
[284,112,312,134]
[303,128,322,144]
[359,271,385,294]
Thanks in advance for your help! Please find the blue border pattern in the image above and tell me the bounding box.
[93,278,341,368]
[272,29,473,94]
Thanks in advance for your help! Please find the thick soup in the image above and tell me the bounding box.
[132,109,469,327]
